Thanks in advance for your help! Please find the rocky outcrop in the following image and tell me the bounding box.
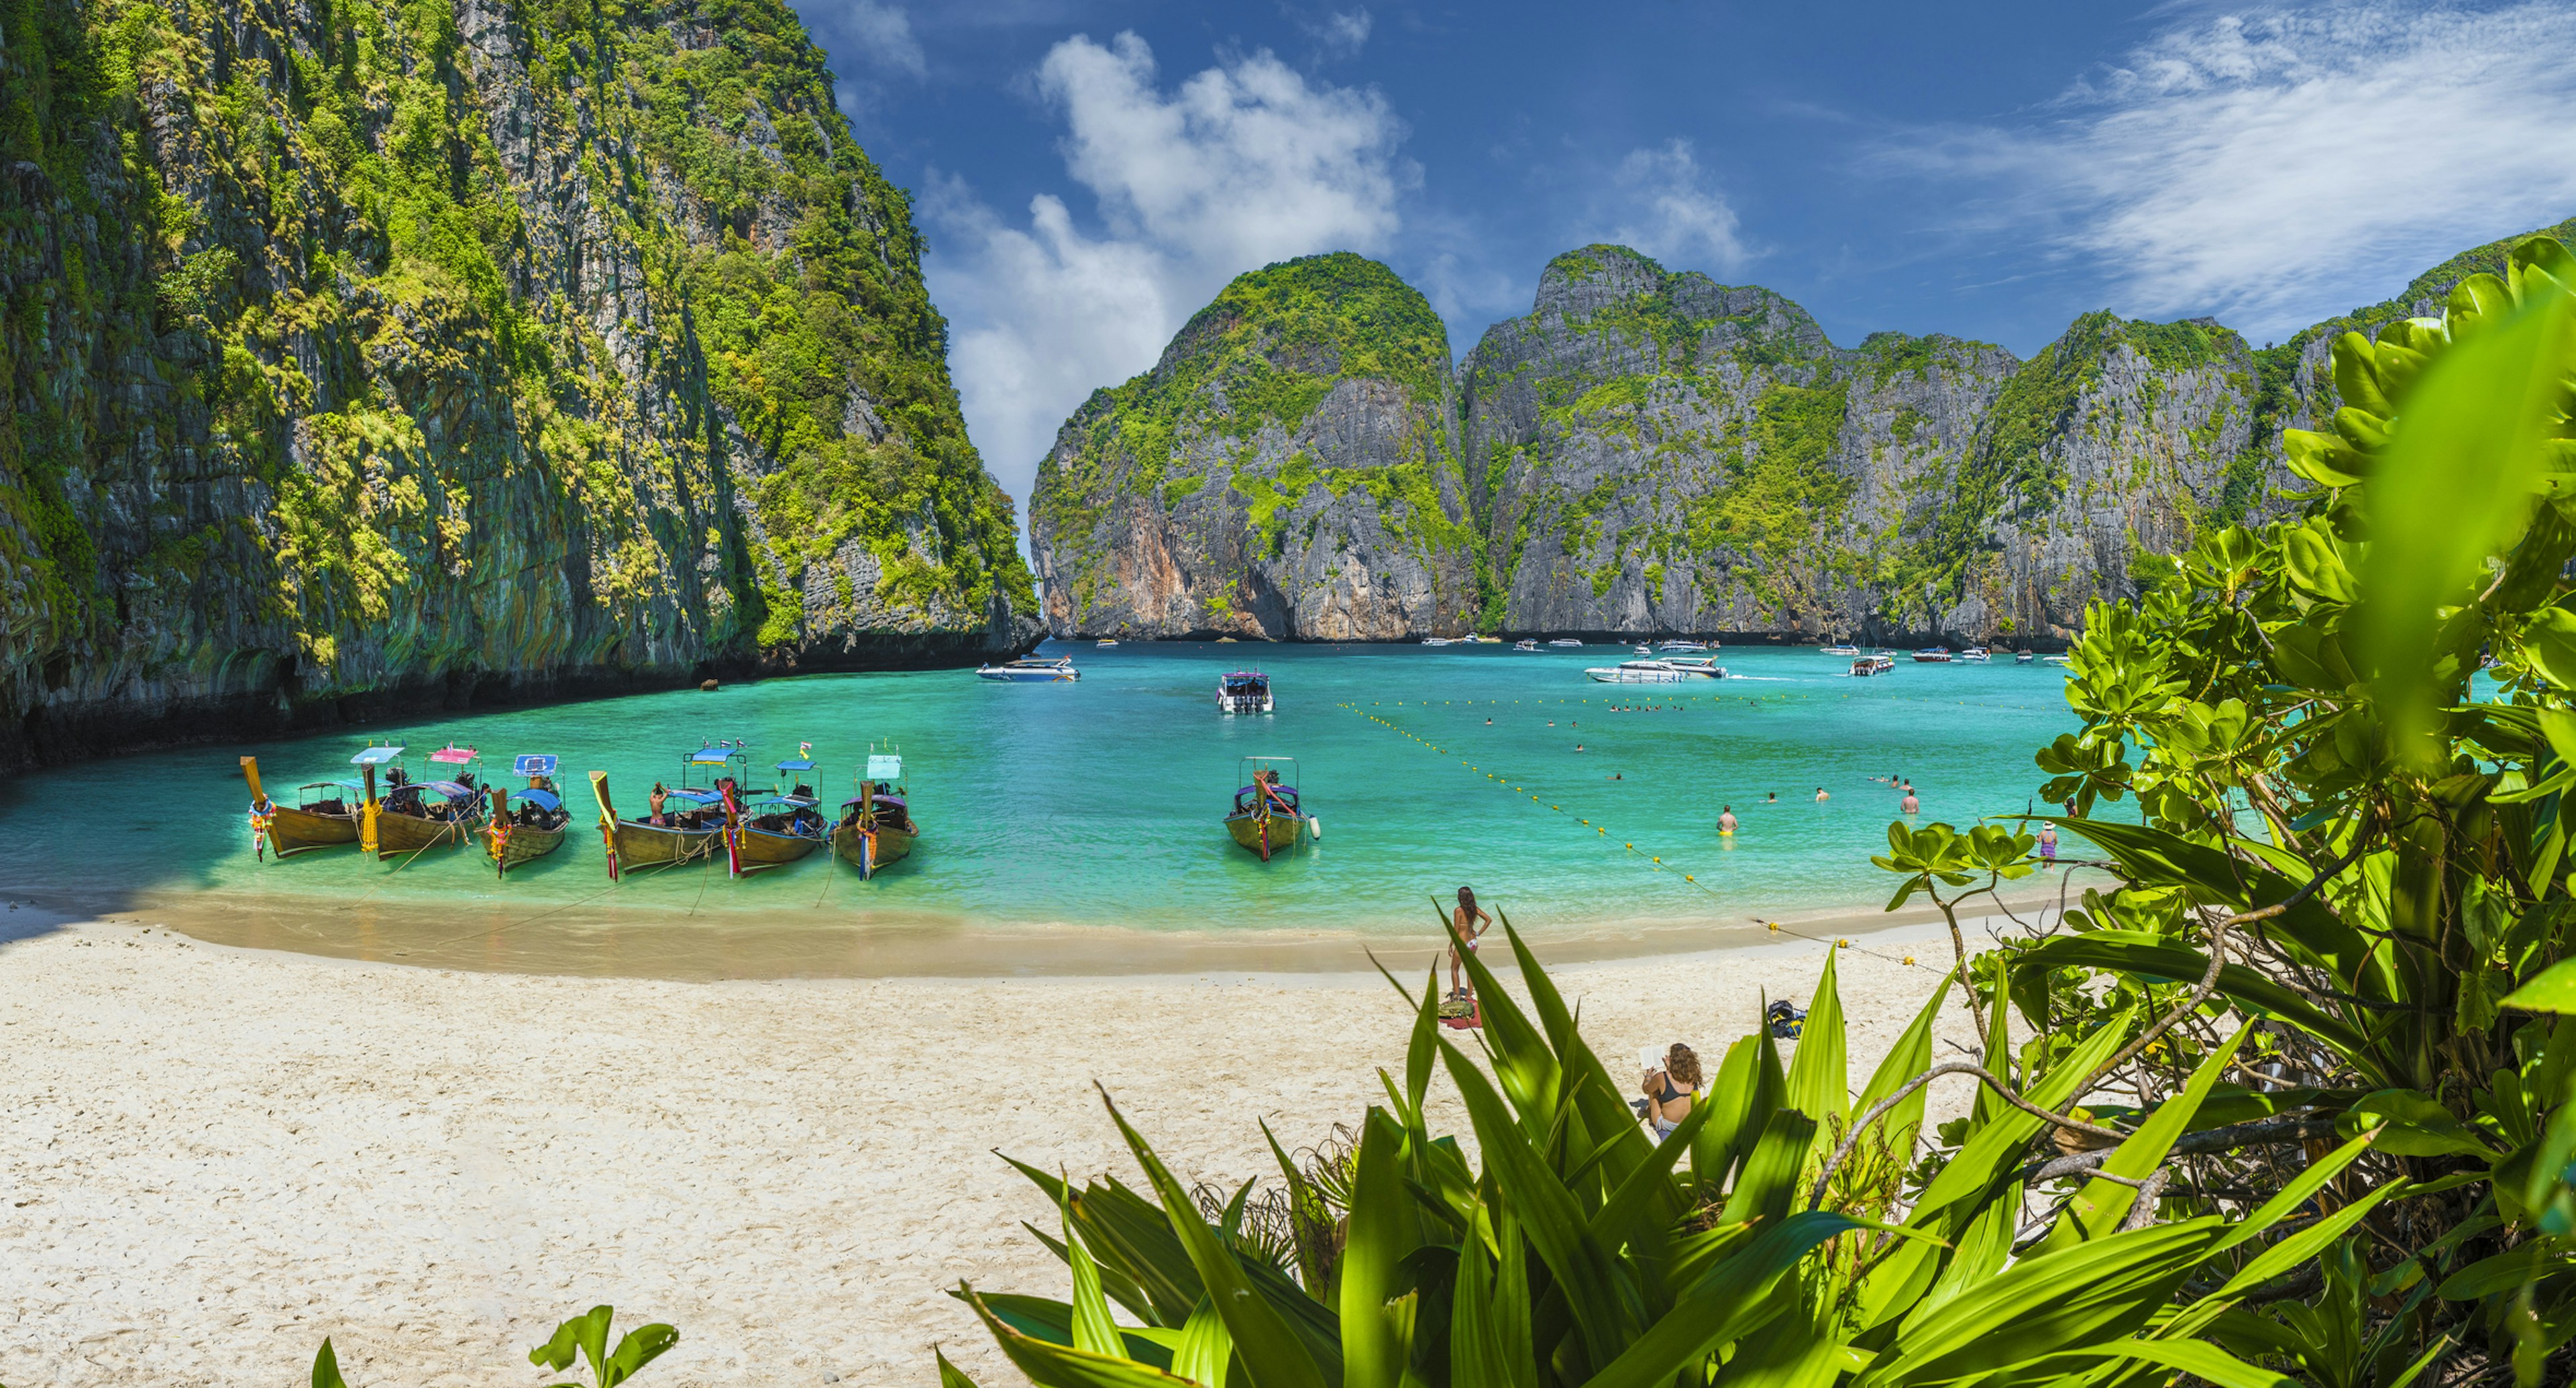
[1034,223,2575,644]
[0,0,1037,768]
[1030,253,1478,639]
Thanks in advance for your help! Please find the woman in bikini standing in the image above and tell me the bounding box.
[1449,886,1493,1001]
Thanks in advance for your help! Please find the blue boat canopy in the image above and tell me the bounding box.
[688,747,738,764]
[350,745,406,766]
[664,788,722,805]
[775,759,815,772]
[515,789,564,812]
[513,754,558,776]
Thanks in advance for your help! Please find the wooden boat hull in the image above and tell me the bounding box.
[733,826,820,871]
[487,823,566,871]
[374,809,476,859]
[830,820,916,875]
[1226,812,1302,857]
[266,804,358,857]
[608,818,722,869]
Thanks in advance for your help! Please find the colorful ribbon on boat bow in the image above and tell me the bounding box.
[248,798,274,860]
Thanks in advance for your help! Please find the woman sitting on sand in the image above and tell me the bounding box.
[1641,1043,1702,1139]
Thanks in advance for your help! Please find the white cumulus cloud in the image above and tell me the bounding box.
[1891,1,2576,337]
[1597,139,1753,276]
[926,32,1410,519]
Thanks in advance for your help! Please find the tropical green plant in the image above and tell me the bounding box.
[938,918,2377,1386]
[304,1305,676,1388]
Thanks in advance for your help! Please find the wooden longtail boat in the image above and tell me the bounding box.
[722,766,826,875]
[1226,755,1311,862]
[370,744,487,860]
[829,749,917,879]
[586,743,743,879]
[241,756,361,859]
[486,754,570,876]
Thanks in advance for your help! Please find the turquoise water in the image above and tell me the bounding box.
[0,643,2081,943]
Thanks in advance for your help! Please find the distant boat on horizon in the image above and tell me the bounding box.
[978,655,1081,682]
[1913,647,1953,663]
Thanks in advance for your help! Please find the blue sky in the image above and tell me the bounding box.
[784,0,2576,517]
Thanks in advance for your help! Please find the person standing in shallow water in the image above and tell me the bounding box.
[1901,787,1919,814]
[1814,786,1829,802]
[2039,822,2058,863]
[1718,806,1737,836]
[1449,887,1493,1002]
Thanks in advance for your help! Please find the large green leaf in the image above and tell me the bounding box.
[1065,1188,1125,1358]
[1502,912,1659,1191]
[1172,1298,1233,1388]
[1004,1159,1202,1327]
[2363,278,2573,756]
[959,1293,1177,1371]
[935,1347,984,1388]
[1784,949,1849,1149]
[1099,1095,1334,1388]
[2008,932,2378,1069]
[1719,1108,1819,1230]
[1984,1338,2301,1388]
[2502,956,2576,1012]
[1690,1033,1767,1193]
[1854,972,1955,1148]
[1436,905,1561,1125]
[2043,818,2369,976]
[959,1285,1201,1387]
[1337,1108,1418,1387]
[2040,1023,2252,1250]
[1582,1212,1881,1388]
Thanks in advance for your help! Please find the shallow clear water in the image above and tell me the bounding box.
[0,643,2080,945]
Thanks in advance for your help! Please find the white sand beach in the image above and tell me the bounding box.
[0,910,2010,1386]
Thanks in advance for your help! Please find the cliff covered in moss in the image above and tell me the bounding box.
[0,0,1037,767]
[1029,252,1477,639]
[1034,225,2572,643]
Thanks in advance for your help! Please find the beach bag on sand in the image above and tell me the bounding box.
[1767,999,1807,1039]
[1439,994,1483,1029]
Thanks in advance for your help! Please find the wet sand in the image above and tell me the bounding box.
[0,905,2018,1387]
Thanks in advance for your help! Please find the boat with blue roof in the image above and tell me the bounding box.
[485,754,570,875]
[721,750,826,874]
[586,742,741,878]
[1227,755,1312,861]
[365,743,487,860]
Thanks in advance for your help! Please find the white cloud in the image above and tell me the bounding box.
[808,0,926,79]
[1893,2,2576,337]
[925,33,1409,515]
[1597,139,1752,275]
[1301,8,1373,56]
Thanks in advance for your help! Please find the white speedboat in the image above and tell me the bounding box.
[1657,655,1726,679]
[977,655,1081,682]
[1655,639,1710,653]
[1548,638,1583,648]
[1421,637,1454,647]
[1587,659,1690,684]
[1096,638,1118,647]
[1633,643,1654,655]
[1850,655,1896,677]
[2043,653,2073,666]
[1217,669,1273,713]
[1512,639,1539,651]
[1957,647,1990,663]
[1913,647,1952,663]
[2015,649,2035,665]
[1822,644,1860,657]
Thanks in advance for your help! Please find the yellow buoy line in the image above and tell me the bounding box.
[1337,702,1932,972]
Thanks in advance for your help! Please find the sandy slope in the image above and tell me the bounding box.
[0,912,2005,1386]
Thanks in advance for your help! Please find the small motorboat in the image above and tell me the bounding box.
[2043,653,2074,666]
[2015,649,2036,665]
[1821,644,1861,657]
[979,654,1081,682]
[1512,639,1539,651]
[1655,639,1710,653]
[1913,647,1953,663]
[485,754,570,875]
[369,744,487,860]
[240,755,362,859]
[588,744,742,878]
[1587,659,1689,684]
[831,749,917,878]
[1096,638,1119,647]
[1421,637,1454,647]
[1633,643,1654,655]
[1548,638,1583,648]
[1657,655,1727,679]
[1850,655,1896,677]
[1218,669,1274,713]
[1226,755,1312,862]
[1958,647,1991,663]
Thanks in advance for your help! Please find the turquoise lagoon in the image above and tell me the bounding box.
[0,642,2084,972]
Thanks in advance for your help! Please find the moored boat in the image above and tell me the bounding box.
[1850,655,1896,677]
[1421,637,1454,647]
[1226,756,1311,862]
[368,744,486,860]
[1548,638,1583,648]
[1587,659,1689,684]
[1657,655,1727,679]
[1217,669,1274,713]
[1655,639,1711,653]
[1821,643,1861,657]
[588,743,743,878]
[486,754,570,875]
[1913,647,1953,663]
[723,767,826,875]
[2043,653,2073,666]
[241,755,361,859]
[2015,649,2036,665]
[1957,646,1991,663]
[1512,639,1539,651]
[830,749,917,878]
[1096,638,1119,647]
[978,654,1081,682]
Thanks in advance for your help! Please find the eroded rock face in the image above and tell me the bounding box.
[1030,253,1479,640]
[0,0,1036,769]
[1034,227,2568,645]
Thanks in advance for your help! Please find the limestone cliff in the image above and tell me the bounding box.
[1034,223,2575,644]
[1029,253,1478,639]
[0,0,1037,767]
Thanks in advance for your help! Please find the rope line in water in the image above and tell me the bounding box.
[1338,702,1933,971]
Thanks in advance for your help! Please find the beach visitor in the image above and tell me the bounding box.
[2039,822,2059,863]
[1449,887,1493,1000]
[1640,1043,1702,1139]
[1814,786,1829,802]
[1901,788,1919,814]
[1575,743,1585,752]
[648,782,669,826]
[1766,792,1778,804]
[1719,806,1737,836]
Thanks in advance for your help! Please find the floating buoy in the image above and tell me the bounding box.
[1309,816,1322,840]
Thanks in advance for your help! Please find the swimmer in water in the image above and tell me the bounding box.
[1901,788,1919,814]
[1815,786,1829,802]
[1576,743,1586,752]
[1719,805,1737,836]
[1766,792,1778,804]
